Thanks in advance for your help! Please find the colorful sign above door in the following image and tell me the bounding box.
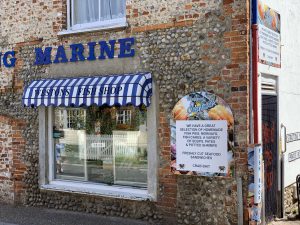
[254,0,281,67]
[170,91,234,177]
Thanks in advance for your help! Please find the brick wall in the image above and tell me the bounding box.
[0,115,27,203]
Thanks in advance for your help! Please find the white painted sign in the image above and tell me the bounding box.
[283,147,300,187]
[176,120,228,173]
[286,132,300,143]
[91,142,105,148]
[288,150,300,162]
[258,24,281,66]
[254,145,262,204]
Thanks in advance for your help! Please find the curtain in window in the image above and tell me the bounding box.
[100,0,125,21]
[73,0,125,25]
[111,0,125,19]
[73,0,99,25]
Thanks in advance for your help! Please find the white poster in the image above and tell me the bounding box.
[258,24,281,66]
[254,145,262,204]
[176,120,228,173]
[257,0,281,68]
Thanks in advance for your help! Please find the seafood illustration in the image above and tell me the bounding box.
[172,99,188,120]
[208,105,234,128]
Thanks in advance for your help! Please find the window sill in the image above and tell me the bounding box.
[58,22,128,36]
[41,180,152,201]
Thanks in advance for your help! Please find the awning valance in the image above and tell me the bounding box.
[22,72,152,107]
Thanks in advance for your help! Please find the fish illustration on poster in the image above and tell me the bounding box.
[170,91,234,177]
[256,0,281,67]
[257,0,280,33]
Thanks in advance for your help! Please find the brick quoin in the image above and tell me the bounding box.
[0,115,27,204]
[157,111,177,220]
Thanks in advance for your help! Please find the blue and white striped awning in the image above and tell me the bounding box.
[22,73,152,107]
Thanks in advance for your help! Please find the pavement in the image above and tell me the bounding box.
[2,203,299,225]
[0,203,149,225]
[269,219,300,225]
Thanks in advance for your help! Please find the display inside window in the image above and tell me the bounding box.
[53,105,147,187]
[71,0,126,28]
[116,109,131,124]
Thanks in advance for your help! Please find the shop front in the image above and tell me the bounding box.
[0,0,251,224]
[22,72,157,200]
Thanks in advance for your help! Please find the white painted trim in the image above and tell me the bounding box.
[39,106,47,186]
[42,180,151,201]
[38,89,158,201]
[147,81,159,201]
[58,22,127,36]
[258,73,278,143]
[261,74,278,96]
[258,63,281,77]
[48,106,54,181]
[67,0,71,30]
[61,0,127,36]
[71,18,126,30]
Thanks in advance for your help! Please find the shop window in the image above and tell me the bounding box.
[30,73,157,200]
[53,105,147,187]
[68,0,126,31]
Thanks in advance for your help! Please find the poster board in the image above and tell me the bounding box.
[170,91,234,177]
[247,145,263,224]
[256,0,281,67]
[176,120,228,173]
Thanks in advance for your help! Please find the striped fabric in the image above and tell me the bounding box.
[22,73,152,107]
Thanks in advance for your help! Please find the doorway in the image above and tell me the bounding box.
[262,94,278,221]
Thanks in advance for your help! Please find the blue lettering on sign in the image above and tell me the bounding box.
[70,43,85,62]
[118,38,135,58]
[0,37,135,68]
[99,40,116,59]
[187,94,217,114]
[0,51,17,68]
[35,47,52,65]
[53,45,68,64]
[34,37,136,65]
[3,51,16,68]
[87,42,97,61]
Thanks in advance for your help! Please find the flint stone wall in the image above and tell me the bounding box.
[284,184,298,216]
[0,0,249,224]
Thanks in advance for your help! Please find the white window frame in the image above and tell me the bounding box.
[59,0,127,35]
[57,108,86,129]
[38,84,158,201]
[116,109,131,124]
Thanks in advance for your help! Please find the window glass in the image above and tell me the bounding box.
[72,0,125,26]
[100,0,126,20]
[116,109,131,124]
[53,105,147,187]
[73,0,99,25]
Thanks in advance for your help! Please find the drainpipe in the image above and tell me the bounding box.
[250,0,266,223]
[252,24,259,144]
[249,1,254,145]
[252,21,265,225]
[237,1,256,224]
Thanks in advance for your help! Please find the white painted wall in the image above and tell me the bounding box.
[258,0,300,187]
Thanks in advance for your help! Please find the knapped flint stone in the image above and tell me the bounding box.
[0,2,242,224]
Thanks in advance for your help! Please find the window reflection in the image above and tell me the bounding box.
[53,106,147,187]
